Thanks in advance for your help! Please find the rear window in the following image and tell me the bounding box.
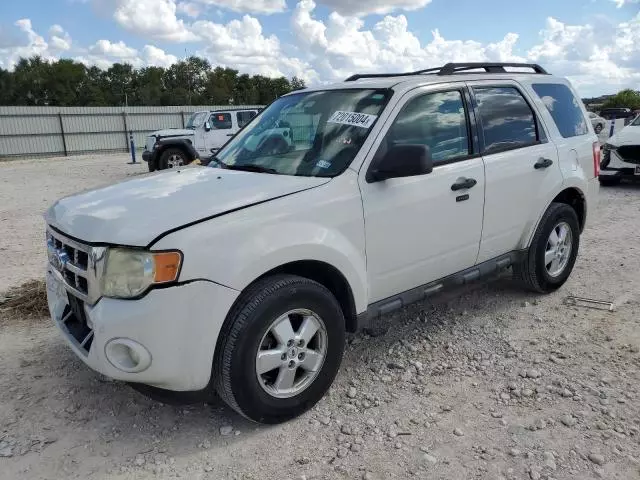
[237,110,256,128]
[532,83,589,138]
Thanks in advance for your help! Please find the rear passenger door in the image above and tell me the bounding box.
[469,81,562,263]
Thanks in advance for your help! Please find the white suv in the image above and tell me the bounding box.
[142,108,260,171]
[45,63,600,424]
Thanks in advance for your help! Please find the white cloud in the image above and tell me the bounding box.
[142,45,178,67]
[177,1,201,18]
[289,2,640,96]
[611,0,640,7]
[89,39,138,58]
[0,19,51,69]
[193,0,286,14]
[107,0,198,42]
[315,0,432,16]
[193,14,317,81]
[49,25,72,52]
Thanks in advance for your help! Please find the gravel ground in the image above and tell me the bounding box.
[1,155,640,480]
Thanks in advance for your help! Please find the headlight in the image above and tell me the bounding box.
[102,248,182,299]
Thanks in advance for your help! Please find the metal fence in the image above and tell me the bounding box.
[0,106,632,158]
[0,105,263,158]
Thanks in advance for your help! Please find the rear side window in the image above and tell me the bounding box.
[532,83,588,138]
[237,110,256,128]
[474,87,537,153]
[210,112,232,130]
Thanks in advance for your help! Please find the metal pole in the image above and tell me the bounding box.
[123,111,130,153]
[128,130,137,164]
[58,112,68,156]
[609,115,616,138]
[181,111,185,128]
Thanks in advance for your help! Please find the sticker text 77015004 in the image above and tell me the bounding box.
[327,111,378,129]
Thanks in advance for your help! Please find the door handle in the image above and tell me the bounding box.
[451,177,477,191]
[534,158,553,169]
[226,134,234,137]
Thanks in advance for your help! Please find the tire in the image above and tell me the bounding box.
[513,202,580,293]
[158,148,188,170]
[213,274,345,424]
[594,123,603,134]
[599,176,620,186]
[147,159,157,172]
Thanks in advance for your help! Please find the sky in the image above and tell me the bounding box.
[0,0,638,97]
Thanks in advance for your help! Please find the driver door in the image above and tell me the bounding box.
[205,112,233,154]
[359,86,486,303]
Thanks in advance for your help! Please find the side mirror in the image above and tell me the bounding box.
[204,122,211,132]
[368,144,433,182]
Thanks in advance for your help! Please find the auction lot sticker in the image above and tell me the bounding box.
[328,111,378,129]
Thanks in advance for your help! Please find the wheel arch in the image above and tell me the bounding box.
[155,140,198,166]
[249,260,359,333]
[523,185,587,248]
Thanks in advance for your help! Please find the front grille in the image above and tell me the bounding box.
[47,228,104,305]
[60,295,94,354]
[617,145,640,165]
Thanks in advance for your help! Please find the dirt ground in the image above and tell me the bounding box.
[1,155,640,480]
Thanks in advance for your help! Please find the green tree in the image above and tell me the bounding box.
[602,89,640,110]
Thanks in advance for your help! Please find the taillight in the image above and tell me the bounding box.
[593,141,601,177]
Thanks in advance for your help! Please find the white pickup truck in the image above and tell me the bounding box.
[142,108,260,171]
[45,62,599,424]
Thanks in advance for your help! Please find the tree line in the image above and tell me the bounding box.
[0,56,306,107]
[583,89,640,111]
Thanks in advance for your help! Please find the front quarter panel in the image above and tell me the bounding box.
[152,170,369,313]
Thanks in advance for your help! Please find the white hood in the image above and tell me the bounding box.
[608,125,640,147]
[150,129,195,138]
[45,168,330,246]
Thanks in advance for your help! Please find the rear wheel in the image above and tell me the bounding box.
[514,202,580,293]
[213,275,345,424]
[159,148,188,170]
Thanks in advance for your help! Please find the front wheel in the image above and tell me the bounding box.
[514,202,580,293]
[159,148,188,170]
[213,275,345,424]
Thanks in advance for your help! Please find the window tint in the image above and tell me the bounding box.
[532,83,588,138]
[474,87,537,153]
[210,112,232,130]
[383,90,470,164]
[237,110,256,128]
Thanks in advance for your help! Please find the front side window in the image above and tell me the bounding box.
[532,83,589,138]
[186,112,208,129]
[380,90,470,164]
[631,115,640,126]
[212,89,391,177]
[210,112,232,130]
[474,86,537,153]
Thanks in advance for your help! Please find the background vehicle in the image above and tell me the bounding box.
[599,114,640,185]
[588,112,606,134]
[142,109,259,171]
[598,107,636,123]
[45,63,599,424]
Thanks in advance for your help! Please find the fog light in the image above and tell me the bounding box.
[105,338,152,373]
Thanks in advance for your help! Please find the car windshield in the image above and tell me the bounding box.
[186,112,208,129]
[210,89,391,177]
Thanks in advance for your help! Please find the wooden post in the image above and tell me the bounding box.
[58,112,68,156]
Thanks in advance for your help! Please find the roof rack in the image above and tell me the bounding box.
[344,62,549,82]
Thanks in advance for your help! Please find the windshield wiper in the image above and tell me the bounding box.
[224,164,279,174]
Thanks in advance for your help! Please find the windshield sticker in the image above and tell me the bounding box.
[316,160,331,169]
[328,111,378,129]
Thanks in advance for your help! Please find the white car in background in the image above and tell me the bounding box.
[599,115,640,185]
[588,112,606,134]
